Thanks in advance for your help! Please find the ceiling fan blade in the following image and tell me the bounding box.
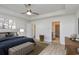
[22,4,39,15]
[32,12,39,15]
[24,4,31,9]
[24,4,28,8]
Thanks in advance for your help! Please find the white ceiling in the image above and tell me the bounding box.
[0,4,65,15]
[0,4,79,20]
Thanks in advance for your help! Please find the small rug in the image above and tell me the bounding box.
[28,42,48,55]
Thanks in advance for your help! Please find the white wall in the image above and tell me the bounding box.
[26,22,33,38]
[31,19,51,43]
[9,16,27,36]
[0,14,27,36]
[60,15,76,44]
[31,14,77,44]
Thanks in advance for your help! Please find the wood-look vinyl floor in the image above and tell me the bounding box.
[39,43,66,55]
[28,42,66,55]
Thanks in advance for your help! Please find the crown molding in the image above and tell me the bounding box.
[30,9,76,21]
[0,6,30,20]
[0,6,77,21]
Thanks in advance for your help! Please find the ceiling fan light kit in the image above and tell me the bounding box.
[26,11,32,15]
[21,4,39,16]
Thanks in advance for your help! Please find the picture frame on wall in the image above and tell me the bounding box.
[0,17,16,29]
[0,18,4,29]
[78,18,79,34]
[77,18,79,39]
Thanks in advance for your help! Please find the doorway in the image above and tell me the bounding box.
[52,21,60,43]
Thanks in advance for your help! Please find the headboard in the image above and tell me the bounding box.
[0,32,18,38]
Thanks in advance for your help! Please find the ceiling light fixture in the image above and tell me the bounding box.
[21,4,39,15]
[26,9,32,15]
[26,11,32,15]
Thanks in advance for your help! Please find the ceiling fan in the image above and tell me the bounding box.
[21,4,39,15]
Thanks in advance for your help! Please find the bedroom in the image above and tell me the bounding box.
[0,4,79,55]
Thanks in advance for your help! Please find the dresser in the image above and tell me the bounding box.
[65,37,79,55]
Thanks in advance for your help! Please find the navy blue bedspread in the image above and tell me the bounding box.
[0,36,35,55]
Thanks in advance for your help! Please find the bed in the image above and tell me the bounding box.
[0,36,35,55]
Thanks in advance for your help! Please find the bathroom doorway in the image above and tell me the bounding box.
[52,21,60,43]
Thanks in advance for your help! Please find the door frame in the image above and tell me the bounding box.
[32,24,36,39]
[51,21,60,43]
